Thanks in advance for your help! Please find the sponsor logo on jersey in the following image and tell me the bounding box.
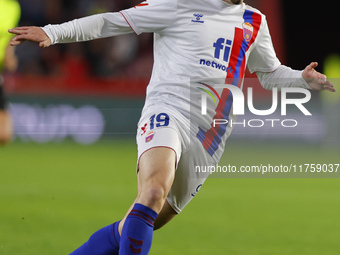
[243,22,253,42]
[145,131,155,143]
[213,38,232,62]
[192,13,204,23]
[199,37,234,75]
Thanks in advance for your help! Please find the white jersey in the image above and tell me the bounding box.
[43,0,309,162]
[120,0,280,161]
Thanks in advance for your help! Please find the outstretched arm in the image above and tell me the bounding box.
[9,12,133,47]
[247,15,335,93]
[302,62,335,92]
[257,62,336,92]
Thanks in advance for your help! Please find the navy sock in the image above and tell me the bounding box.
[119,203,158,255]
[69,221,121,255]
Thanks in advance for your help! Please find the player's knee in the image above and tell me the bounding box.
[139,186,167,212]
[145,186,166,203]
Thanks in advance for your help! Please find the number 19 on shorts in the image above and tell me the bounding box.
[149,113,170,129]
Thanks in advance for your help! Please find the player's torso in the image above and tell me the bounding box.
[151,0,262,83]
[144,0,264,161]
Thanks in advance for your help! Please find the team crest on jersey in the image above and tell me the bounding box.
[243,22,253,42]
[145,131,155,143]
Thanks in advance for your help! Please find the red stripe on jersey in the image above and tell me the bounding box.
[227,28,245,81]
[200,89,231,151]
[119,11,138,35]
[200,28,244,151]
[134,1,149,8]
[200,11,262,154]
[236,12,262,87]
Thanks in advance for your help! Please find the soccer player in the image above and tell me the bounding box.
[0,0,21,145]
[9,0,335,254]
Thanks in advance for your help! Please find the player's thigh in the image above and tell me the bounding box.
[137,147,176,197]
[136,112,182,209]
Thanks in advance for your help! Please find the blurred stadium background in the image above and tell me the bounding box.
[1,0,339,254]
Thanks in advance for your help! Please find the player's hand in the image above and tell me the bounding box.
[302,62,336,92]
[8,26,51,48]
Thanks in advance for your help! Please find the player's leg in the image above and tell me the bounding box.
[119,195,178,233]
[154,200,178,230]
[118,147,176,255]
[69,147,178,255]
[137,147,176,211]
[68,199,177,255]
[69,221,121,255]
[69,112,180,255]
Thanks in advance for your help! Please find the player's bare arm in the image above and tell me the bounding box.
[9,27,51,48]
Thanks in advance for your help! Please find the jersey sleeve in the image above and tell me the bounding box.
[42,12,133,45]
[257,65,311,90]
[247,16,281,73]
[119,0,177,35]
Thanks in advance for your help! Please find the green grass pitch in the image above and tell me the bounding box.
[1,140,340,255]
